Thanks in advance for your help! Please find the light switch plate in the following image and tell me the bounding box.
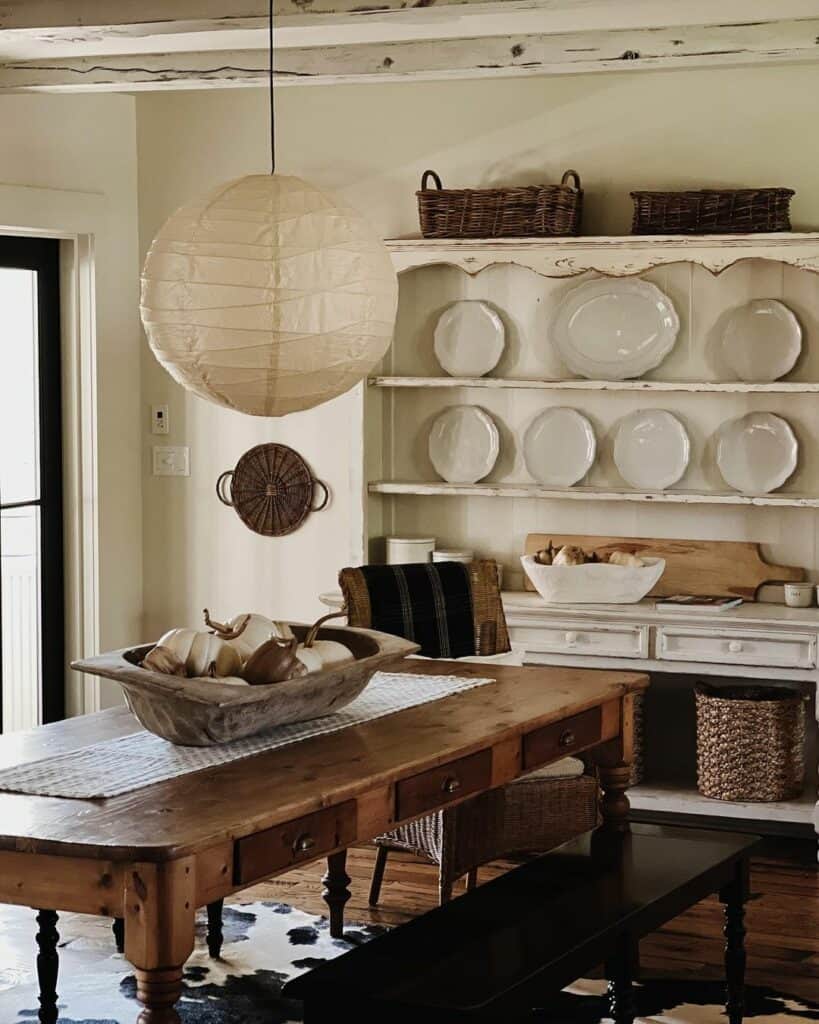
[153,445,190,476]
[151,404,169,435]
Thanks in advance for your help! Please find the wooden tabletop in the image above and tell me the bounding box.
[0,661,646,861]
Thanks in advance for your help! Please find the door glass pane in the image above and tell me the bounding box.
[0,268,39,504]
[1,506,42,732]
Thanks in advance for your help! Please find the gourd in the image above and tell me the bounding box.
[142,644,187,676]
[296,611,354,674]
[155,627,242,678]
[552,545,587,567]
[242,636,307,686]
[608,551,645,568]
[203,609,294,661]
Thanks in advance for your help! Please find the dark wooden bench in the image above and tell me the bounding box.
[285,824,760,1024]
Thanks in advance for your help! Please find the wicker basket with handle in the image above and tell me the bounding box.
[695,683,806,802]
[631,187,794,235]
[417,169,582,238]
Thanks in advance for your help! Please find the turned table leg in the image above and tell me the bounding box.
[35,909,59,1024]
[598,763,632,832]
[124,857,196,1024]
[206,899,225,959]
[721,861,749,1024]
[323,850,351,939]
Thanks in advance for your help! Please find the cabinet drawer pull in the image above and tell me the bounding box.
[728,640,743,653]
[565,631,578,645]
[442,776,461,795]
[292,833,316,855]
[559,729,576,748]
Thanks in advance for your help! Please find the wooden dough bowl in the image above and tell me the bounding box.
[73,624,419,747]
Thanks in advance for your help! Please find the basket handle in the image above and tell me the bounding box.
[561,169,581,190]
[421,169,443,191]
[216,470,234,507]
[311,478,330,512]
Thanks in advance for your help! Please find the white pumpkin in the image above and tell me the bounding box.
[157,628,242,678]
[296,640,353,674]
[204,610,294,660]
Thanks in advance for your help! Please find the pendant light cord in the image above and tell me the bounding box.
[269,0,276,174]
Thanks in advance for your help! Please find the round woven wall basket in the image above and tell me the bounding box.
[695,683,806,803]
[217,443,329,537]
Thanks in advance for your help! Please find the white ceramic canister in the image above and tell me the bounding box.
[432,549,474,564]
[386,536,436,565]
[784,582,814,608]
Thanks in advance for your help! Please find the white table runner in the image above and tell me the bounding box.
[0,671,494,800]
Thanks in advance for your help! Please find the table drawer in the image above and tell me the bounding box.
[522,706,603,771]
[513,622,648,659]
[234,801,357,886]
[395,749,492,822]
[656,626,817,669]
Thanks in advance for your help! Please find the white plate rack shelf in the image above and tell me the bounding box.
[352,233,819,840]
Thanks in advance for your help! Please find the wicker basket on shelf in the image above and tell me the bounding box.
[695,683,806,802]
[417,169,582,238]
[630,187,794,235]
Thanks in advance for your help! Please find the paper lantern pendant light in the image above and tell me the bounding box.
[140,173,398,417]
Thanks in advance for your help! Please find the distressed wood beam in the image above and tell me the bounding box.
[2,17,819,91]
[3,0,819,33]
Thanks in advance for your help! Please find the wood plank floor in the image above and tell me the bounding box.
[244,840,819,1003]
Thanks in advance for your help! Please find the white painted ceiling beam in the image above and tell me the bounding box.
[2,16,819,91]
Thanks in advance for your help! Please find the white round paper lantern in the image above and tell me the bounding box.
[140,174,398,417]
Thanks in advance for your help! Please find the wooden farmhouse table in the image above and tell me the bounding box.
[0,660,647,1023]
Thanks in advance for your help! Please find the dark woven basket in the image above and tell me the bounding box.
[417,169,582,238]
[695,683,806,802]
[216,443,328,537]
[631,188,794,235]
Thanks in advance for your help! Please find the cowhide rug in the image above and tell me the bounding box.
[0,900,816,1023]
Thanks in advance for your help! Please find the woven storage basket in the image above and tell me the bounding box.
[630,188,794,235]
[417,169,582,238]
[695,683,805,802]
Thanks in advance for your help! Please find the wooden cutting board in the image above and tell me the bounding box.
[523,534,804,600]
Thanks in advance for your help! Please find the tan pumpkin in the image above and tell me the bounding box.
[156,627,242,678]
[242,636,306,686]
[142,644,187,676]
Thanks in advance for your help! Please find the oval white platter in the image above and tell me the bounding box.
[428,405,500,484]
[523,408,596,486]
[614,409,690,490]
[550,278,680,380]
[721,299,802,382]
[716,412,798,493]
[433,300,505,377]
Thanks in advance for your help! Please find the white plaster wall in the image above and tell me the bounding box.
[0,93,142,709]
[136,65,819,636]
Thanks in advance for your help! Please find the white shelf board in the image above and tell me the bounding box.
[370,376,819,394]
[629,782,816,826]
[368,481,819,508]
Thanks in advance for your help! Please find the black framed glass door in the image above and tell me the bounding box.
[0,236,64,731]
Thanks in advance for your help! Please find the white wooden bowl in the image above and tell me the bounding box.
[73,623,418,746]
[520,554,666,604]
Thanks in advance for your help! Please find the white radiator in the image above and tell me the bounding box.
[1,552,41,733]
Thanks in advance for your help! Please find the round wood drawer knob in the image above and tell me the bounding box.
[293,833,316,854]
[442,776,461,795]
[559,729,576,748]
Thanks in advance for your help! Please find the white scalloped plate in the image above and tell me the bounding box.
[716,412,798,493]
[523,408,596,486]
[550,278,680,380]
[433,300,505,377]
[614,409,690,490]
[721,299,802,382]
[428,405,499,484]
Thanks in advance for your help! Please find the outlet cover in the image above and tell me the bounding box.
[153,446,190,476]
[151,404,169,434]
